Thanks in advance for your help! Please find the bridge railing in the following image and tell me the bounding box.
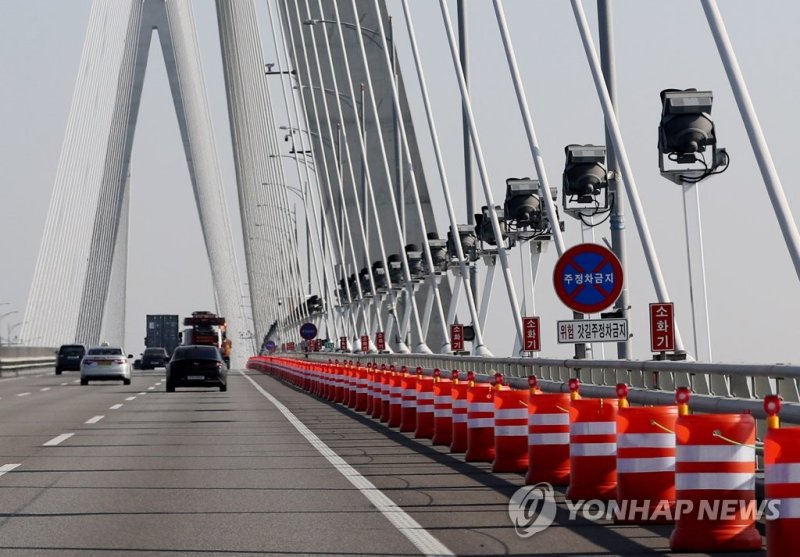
[286,352,800,424]
[0,346,57,373]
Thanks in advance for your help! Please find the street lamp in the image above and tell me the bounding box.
[0,311,19,346]
[7,321,27,345]
[657,88,729,363]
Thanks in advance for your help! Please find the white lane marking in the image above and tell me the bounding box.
[85,415,104,424]
[43,433,74,446]
[138,392,146,395]
[72,379,80,384]
[125,396,136,401]
[239,371,454,557]
[16,392,30,397]
[59,382,69,386]
[109,404,123,410]
[147,386,155,390]
[0,463,20,477]
[40,387,51,392]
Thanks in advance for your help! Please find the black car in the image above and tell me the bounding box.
[140,347,169,370]
[55,344,86,375]
[166,345,227,392]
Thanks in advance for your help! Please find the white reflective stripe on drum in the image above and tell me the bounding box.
[495,409,528,420]
[766,463,800,485]
[390,387,402,395]
[617,433,675,449]
[452,400,468,409]
[768,498,800,519]
[453,414,467,423]
[571,442,617,457]
[676,472,755,491]
[356,388,368,394]
[401,400,417,408]
[571,422,616,436]
[402,390,416,398]
[617,457,675,474]
[434,409,453,418]
[468,418,494,429]
[676,445,755,463]
[529,413,570,426]
[417,406,434,413]
[495,425,527,437]
[434,396,451,405]
[469,402,495,413]
[416,393,435,401]
[529,432,570,445]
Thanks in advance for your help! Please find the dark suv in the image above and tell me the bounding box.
[166,345,227,392]
[140,347,169,370]
[56,344,86,375]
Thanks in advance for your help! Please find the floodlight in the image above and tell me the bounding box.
[404,244,425,280]
[563,144,608,203]
[387,254,404,285]
[447,225,478,262]
[475,205,508,246]
[658,89,729,182]
[427,232,449,273]
[359,267,372,293]
[371,260,389,291]
[504,178,542,229]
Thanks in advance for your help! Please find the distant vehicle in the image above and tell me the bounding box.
[166,345,227,393]
[181,312,228,358]
[145,314,180,356]
[140,347,168,370]
[55,344,86,375]
[80,345,132,385]
[133,358,142,370]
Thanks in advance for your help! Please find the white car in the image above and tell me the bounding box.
[80,346,132,385]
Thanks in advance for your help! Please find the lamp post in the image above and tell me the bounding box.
[0,311,19,346]
[7,321,26,345]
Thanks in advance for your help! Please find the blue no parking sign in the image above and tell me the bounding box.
[553,243,624,314]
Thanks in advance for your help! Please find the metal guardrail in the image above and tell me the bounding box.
[283,352,800,425]
[0,346,56,373]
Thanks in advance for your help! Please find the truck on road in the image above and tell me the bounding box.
[144,314,180,356]
[181,311,230,368]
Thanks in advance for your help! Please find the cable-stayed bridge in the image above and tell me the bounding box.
[0,0,798,554]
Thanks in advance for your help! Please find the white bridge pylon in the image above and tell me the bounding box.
[22,0,252,360]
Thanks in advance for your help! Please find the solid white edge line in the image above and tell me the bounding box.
[0,463,20,476]
[85,415,104,424]
[239,370,453,557]
[43,433,74,446]
[109,404,123,410]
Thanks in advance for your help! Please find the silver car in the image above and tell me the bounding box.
[80,346,132,385]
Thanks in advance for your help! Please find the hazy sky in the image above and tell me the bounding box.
[1,0,799,363]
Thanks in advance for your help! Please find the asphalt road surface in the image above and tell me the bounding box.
[0,368,766,556]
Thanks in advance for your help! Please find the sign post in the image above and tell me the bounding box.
[450,324,464,352]
[650,302,675,354]
[360,335,369,353]
[339,336,348,351]
[522,317,541,352]
[375,331,385,351]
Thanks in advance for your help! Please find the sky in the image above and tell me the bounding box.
[1,0,799,364]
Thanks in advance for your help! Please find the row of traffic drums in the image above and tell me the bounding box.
[247,356,798,555]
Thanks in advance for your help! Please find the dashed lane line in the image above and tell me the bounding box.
[239,370,454,557]
[16,392,30,397]
[85,416,104,424]
[40,387,51,392]
[59,382,69,386]
[125,396,136,401]
[0,464,20,477]
[147,386,155,390]
[109,404,123,410]
[43,433,74,447]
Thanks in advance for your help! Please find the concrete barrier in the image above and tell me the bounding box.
[0,346,57,373]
